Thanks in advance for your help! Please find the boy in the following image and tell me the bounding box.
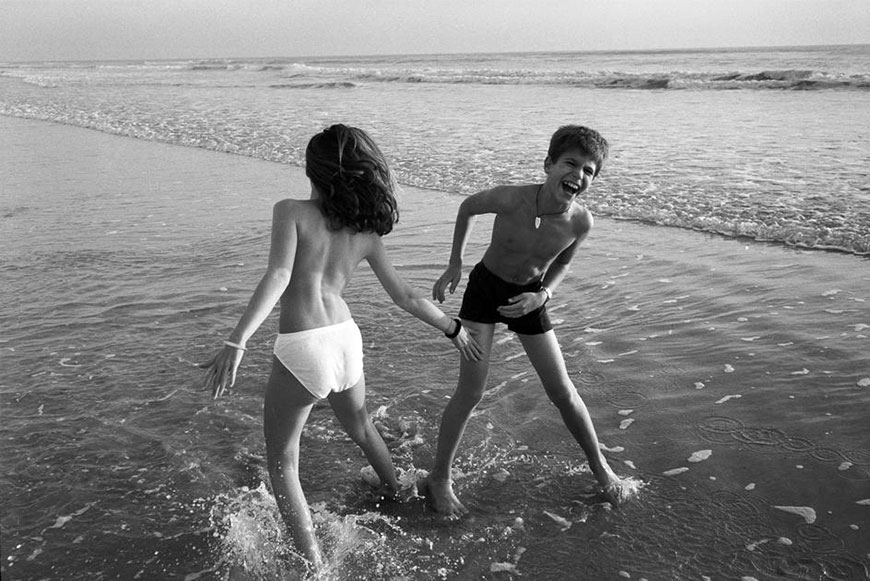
[427,125,623,517]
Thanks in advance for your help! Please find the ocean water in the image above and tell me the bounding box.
[2,46,870,580]
[2,45,870,254]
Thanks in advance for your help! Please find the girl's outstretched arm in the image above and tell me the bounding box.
[366,236,482,361]
[201,201,298,397]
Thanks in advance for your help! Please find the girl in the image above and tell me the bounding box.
[201,124,481,570]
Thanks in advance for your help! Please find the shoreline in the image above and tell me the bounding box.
[3,113,868,259]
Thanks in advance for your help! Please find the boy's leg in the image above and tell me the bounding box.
[263,358,323,569]
[328,374,400,493]
[517,331,619,488]
[427,321,495,517]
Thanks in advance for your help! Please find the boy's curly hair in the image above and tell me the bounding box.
[548,125,609,177]
[305,124,399,236]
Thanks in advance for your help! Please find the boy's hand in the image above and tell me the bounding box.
[433,265,462,303]
[498,291,546,318]
[200,346,244,399]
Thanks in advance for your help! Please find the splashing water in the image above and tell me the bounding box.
[206,482,430,580]
[208,483,307,579]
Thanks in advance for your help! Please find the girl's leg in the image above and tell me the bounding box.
[328,374,399,492]
[263,358,323,569]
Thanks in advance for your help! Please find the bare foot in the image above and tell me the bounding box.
[593,456,620,486]
[420,476,469,518]
[598,472,644,507]
[593,457,631,507]
[599,480,625,507]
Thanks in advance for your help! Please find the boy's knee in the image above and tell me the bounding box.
[453,384,485,408]
[548,386,580,409]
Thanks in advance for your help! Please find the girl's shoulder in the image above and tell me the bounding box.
[274,197,317,212]
[272,198,322,223]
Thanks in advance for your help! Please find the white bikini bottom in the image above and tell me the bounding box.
[273,319,363,399]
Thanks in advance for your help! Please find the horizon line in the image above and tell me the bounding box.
[2,42,868,66]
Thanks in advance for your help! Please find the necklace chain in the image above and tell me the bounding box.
[534,184,570,229]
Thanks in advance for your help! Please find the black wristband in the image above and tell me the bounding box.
[445,317,462,339]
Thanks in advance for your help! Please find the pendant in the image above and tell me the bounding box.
[534,216,541,229]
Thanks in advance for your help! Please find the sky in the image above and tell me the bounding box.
[1,0,868,62]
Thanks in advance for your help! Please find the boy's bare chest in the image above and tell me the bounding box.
[491,215,574,259]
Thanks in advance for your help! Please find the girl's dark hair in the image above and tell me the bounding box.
[305,124,399,235]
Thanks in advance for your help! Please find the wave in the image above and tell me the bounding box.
[162,58,870,91]
[343,68,870,91]
[259,65,870,91]
[268,81,356,89]
[4,56,869,91]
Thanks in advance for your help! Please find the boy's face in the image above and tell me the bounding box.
[544,148,598,200]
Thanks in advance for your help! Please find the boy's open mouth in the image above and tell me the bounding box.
[562,180,580,194]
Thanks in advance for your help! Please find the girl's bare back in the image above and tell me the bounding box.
[276,198,378,333]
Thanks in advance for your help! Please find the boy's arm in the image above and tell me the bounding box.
[202,201,297,397]
[497,243,577,319]
[540,209,593,298]
[433,188,504,303]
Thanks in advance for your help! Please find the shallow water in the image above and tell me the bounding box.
[3,116,869,580]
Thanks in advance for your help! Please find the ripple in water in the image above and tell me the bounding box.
[605,390,649,409]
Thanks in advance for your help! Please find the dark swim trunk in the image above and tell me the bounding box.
[459,262,552,335]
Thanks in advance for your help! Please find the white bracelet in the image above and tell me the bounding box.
[541,286,552,303]
[223,340,247,351]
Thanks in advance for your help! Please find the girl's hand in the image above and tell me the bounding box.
[200,345,245,399]
[450,327,483,361]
